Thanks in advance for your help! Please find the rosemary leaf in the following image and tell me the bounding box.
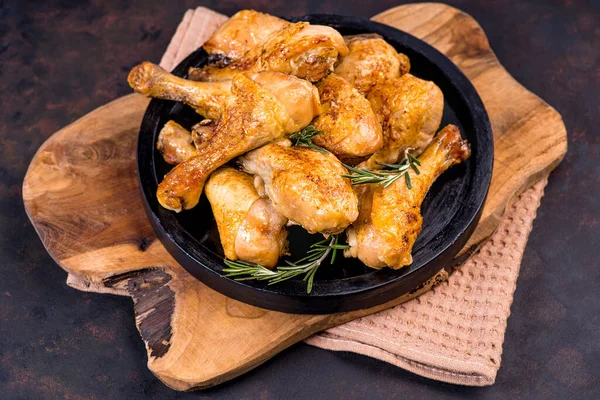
[290,125,329,154]
[223,234,348,293]
[343,150,421,189]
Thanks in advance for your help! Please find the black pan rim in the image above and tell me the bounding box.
[137,14,494,314]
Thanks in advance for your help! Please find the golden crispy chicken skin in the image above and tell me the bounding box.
[311,74,383,165]
[128,62,232,119]
[248,71,321,132]
[156,121,198,165]
[205,167,288,268]
[238,142,359,235]
[334,34,411,96]
[203,10,289,61]
[156,72,320,212]
[189,22,348,83]
[361,74,444,170]
[345,125,470,269]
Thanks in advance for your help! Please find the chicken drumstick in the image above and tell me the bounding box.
[189,22,348,83]
[203,10,289,62]
[206,166,288,268]
[311,74,383,165]
[238,142,359,235]
[345,125,470,269]
[335,33,411,96]
[360,74,444,170]
[128,62,232,119]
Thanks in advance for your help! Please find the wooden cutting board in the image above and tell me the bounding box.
[22,3,567,391]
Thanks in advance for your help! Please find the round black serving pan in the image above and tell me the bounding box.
[137,15,493,314]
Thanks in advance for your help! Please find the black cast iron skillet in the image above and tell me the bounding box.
[137,15,494,314]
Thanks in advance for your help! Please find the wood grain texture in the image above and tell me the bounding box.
[22,3,567,391]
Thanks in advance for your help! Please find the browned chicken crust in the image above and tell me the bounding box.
[156,72,320,212]
[205,166,288,268]
[203,10,289,61]
[238,142,359,235]
[345,125,470,269]
[361,74,444,170]
[311,74,383,165]
[335,34,410,96]
[189,22,348,83]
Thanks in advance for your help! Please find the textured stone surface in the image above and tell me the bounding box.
[1,0,599,398]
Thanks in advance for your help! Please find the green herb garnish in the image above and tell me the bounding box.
[289,125,329,154]
[342,150,421,189]
[223,235,348,293]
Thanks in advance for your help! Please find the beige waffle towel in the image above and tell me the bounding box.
[158,8,548,386]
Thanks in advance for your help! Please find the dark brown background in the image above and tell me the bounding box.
[1,0,599,398]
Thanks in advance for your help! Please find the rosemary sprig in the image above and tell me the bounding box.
[342,150,421,189]
[289,125,329,154]
[223,235,349,293]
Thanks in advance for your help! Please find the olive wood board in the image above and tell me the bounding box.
[22,3,567,391]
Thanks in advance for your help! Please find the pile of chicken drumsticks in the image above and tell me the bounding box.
[128,10,470,271]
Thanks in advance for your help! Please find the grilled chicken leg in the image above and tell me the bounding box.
[345,125,470,269]
[203,10,289,62]
[205,166,288,268]
[189,22,348,83]
[311,74,383,164]
[128,61,322,128]
[156,72,320,212]
[238,142,359,235]
[361,74,444,170]
[335,34,411,96]
[128,62,232,119]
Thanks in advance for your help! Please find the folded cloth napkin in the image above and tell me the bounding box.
[158,7,548,386]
